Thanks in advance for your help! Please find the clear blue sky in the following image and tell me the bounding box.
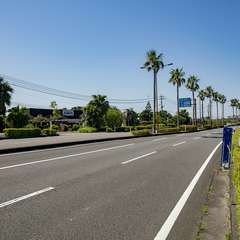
[0,0,239,117]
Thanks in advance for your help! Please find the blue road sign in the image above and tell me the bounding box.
[179,98,192,108]
[221,126,233,169]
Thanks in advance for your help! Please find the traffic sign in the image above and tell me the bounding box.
[179,98,192,108]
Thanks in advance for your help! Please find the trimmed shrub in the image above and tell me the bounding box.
[159,127,179,134]
[42,128,58,136]
[25,123,35,128]
[135,125,152,130]
[4,128,41,138]
[180,125,197,132]
[51,124,59,131]
[72,124,80,131]
[106,127,113,132]
[132,129,151,136]
[79,127,97,133]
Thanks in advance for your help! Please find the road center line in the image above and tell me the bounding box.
[152,138,167,142]
[0,143,135,170]
[0,187,54,208]
[172,141,186,147]
[121,151,157,165]
[154,141,222,240]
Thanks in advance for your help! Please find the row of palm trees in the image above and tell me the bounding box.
[142,50,231,132]
[230,98,240,118]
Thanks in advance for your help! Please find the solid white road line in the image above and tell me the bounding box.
[0,187,54,208]
[121,151,157,165]
[0,143,135,171]
[154,141,222,240]
[152,138,167,142]
[172,141,186,147]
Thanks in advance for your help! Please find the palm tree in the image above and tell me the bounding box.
[141,50,169,133]
[230,98,238,119]
[0,77,13,115]
[198,90,205,123]
[204,86,214,127]
[169,68,186,128]
[186,75,200,125]
[219,94,226,124]
[212,91,220,122]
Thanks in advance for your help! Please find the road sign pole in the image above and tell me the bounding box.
[221,126,233,169]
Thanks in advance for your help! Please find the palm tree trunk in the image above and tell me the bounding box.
[210,98,212,127]
[192,91,195,125]
[155,71,158,133]
[222,103,224,125]
[202,100,204,123]
[153,71,157,133]
[177,84,180,129]
[232,107,234,119]
[216,101,219,122]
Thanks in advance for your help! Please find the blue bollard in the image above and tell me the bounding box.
[221,126,233,169]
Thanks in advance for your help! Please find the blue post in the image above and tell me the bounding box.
[221,126,233,169]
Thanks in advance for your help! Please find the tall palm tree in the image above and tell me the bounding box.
[169,68,186,128]
[198,90,205,123]
[212,91,220,122]
[186,75,200,125]
[141,50,166,133]
[0,77,13,115]
[204,86,214,127]
[230,98,238,119]
[219,94,226,124]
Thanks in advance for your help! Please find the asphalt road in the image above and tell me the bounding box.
[0,129,223,240]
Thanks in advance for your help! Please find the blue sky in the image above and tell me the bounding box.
[0,0,239,117]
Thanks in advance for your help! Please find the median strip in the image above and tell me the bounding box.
[0,187,54,208]
[0,143,135,170]
[121,151,157,165]
[172,141,186,147]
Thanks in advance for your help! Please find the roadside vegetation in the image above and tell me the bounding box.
[1,49,240,139]
[232,128,240,237]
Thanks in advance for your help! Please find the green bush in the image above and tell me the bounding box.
[159,127,179,134]
[72,124,80,131]
[25,123,35,128]
[3,128,42,138]
[41,128,58,136]
[51,124,59,131]
[132,129,151,136]
[180,125,197,132]
[135,125,152,130]
[106,127,113,132]
[79,127,97,133]
[116,126,131,132]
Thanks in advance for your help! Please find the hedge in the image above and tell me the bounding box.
[79,127,97,133]
[180,125,197,132]
[3,128,41,138]
[132,129,151,136]
[41,128,58,136]
[159,127,179,134]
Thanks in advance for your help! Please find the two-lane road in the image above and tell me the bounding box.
[0,129,222,240]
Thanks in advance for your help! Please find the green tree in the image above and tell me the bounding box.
[124,108,139,126]
[139,101,153,122]
[85,95,109,130]
[186,75,200,125]
[230,98,238,119]
[169,68,186,128]
[50,101,60,120]
[0,115,5,132]
[105,107,123,131]
[173,109,191,125]
[204,86,214,126]
[212,91,220,121]
[158,110,173,126]
[7,106,29,128]
[219,94,226,124]
[141,50,168,133]
[198,90,205,123]
[0,77,13,115]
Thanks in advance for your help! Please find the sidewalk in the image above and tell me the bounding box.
[0,132,132,154]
